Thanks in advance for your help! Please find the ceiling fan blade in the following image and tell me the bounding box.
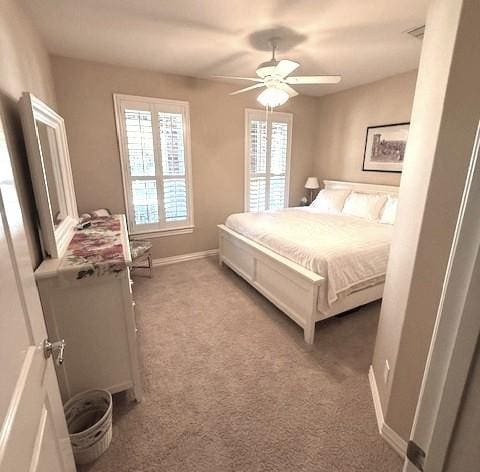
[285,75,342,85]
[212,75,263,82]
[229,83,265,95]
[273,59,300,78]
[277,83,299,97]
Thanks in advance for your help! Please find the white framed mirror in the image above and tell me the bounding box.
[20,92,78,258]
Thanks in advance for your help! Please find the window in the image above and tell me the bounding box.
[114,94,193,235]
[245,109,292,212]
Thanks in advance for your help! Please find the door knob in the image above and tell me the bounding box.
[43,339,66,366]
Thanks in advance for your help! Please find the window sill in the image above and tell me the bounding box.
[131,226,194,239]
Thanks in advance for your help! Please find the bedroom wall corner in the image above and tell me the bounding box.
[372,0,480,442]
[312,70,418,188]
[0,0,57,268]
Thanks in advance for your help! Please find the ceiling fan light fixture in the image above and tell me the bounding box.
[257,87,289,108]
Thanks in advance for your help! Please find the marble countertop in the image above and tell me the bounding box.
[35,215,132,281]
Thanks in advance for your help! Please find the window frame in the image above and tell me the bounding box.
[244,108,293,212]
[113,93,194,237]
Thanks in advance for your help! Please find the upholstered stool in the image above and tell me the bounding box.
[129,239,153,277]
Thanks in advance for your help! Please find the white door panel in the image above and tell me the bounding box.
[0,220,30,417]
[0,114,75,471]
[33,404,65,472]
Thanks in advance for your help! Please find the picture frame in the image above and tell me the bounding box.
[362,122,410,173]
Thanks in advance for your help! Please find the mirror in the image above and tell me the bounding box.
[20,93,78,258]
[36,121,67,228]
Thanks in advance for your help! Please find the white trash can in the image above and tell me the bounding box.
[64,389,113,465]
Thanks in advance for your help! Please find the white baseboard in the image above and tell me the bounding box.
[369,365,385,432]
[152,249,219,267]
[368,365,408,458]
[382,421,408,459]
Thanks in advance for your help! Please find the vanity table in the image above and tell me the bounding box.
[20,92,142,402]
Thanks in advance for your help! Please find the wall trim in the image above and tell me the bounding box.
[368,365,408,458]
[152,249,219,267]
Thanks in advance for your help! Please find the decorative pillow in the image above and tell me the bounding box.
[342,192,387,220]
[310,189,351,214]
[380,195,398,224]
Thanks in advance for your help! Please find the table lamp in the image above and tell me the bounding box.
[304,177,320,203]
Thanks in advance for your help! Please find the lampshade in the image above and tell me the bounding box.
[304,177,320,189]
[257,87,289,108]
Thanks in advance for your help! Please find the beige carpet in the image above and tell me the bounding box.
[80,257,402,472]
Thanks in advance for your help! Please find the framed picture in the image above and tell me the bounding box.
[362,122,410,173]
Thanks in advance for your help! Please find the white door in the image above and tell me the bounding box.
[0,118,75,471]
[403,123,480,472]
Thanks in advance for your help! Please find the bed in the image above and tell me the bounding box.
[218,180,399,343]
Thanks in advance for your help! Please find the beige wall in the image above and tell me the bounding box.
[313,70,417,187]
[0,0,57,267]
[51,56,318,259]
[373,0,480,440]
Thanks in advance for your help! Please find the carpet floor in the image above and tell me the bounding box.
[79,257,402,472]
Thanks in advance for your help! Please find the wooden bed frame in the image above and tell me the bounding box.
[218,180,399,344]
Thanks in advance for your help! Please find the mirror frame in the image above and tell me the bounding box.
[20,92,78,259]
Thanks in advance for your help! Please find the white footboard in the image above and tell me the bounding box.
[218,224,324,344]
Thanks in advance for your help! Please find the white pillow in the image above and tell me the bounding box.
[310,189,350,214]
[342,192,387,220]
[380,195,398,224]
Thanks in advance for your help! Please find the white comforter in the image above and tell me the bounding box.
[225,207,393,308]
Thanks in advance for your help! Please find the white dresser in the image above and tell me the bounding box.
[35,215,143,402]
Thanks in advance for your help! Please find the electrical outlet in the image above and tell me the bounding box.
[384,360,390,384]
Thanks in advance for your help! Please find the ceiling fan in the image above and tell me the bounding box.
[214,39,342,107]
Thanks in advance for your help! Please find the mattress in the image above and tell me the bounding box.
[225,207,393,309]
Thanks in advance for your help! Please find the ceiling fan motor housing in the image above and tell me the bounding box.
[256,59,279,78]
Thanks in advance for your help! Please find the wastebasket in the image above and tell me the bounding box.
[63,389,113,465]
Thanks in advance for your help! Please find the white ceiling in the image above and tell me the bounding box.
[21,0,429,97]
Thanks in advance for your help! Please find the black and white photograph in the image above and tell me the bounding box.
[363,122,410,173]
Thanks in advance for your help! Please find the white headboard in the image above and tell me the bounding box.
[323,179,399,196]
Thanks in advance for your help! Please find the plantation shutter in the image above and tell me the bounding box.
[269,121,289,209]
[246,110,292,212]
[125,108,159,226]
[115,95,193,234]
[248,119,268,212]
[158,112,188,222]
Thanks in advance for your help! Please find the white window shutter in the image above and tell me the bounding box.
[124,109,155,177]
[248,119,268,211]
[124,109,160,225]
[246,111,292,212]
[269,121,288,209]
[158,112,188,221]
